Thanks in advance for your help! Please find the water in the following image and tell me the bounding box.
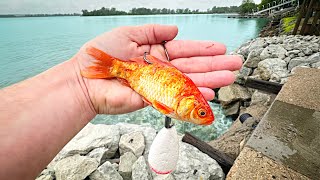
[0,14,268,140]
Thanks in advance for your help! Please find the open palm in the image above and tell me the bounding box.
[75,24,242,115]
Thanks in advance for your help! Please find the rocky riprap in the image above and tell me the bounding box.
[36,123,224,180]
[209,35,320,159]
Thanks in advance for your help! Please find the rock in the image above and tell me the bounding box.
[298,52,305,57]
[119,131,145,156]
[260,44,287,60]
[154,174,175,180]
[288,53,320,71]
[286,50,300,57]
[248,38,267,52]
[89,161,123,180]
[117,123,156,159]
[224,101,240,117]
[36,169,55,180]
[236,43,251,59]
[239,66,253,76]
[283,57,291,63]
[132,156,152,180]
[250,90,272,106]
[49,123,120,168]
[256,58,288,81]
[218,84,251,107]
[87,147,109,165]
[119,152,138,180]
[302,47,313,56]
[173,142,224,180]
[244,48,264,68]
[310,43,319,53]
[54,154,99,180]
[311,61,320,68]
[270,70,289,83]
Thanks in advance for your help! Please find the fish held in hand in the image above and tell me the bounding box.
[81,46,214,125]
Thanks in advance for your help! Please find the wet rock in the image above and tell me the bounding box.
[87,147,109,165]
[36,169,55,180]
[218,84,251,107]
[256,58,288,81]
[244,48,264,68]
[89,161,123,180]
[260,44,287,60]
[119,152,137,180]
[132,156,152,180]
[173,142,224,180]
[54,155,99,180]
[119,131,145,157]
[49,123,120,169]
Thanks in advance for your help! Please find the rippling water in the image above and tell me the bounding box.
[0,15,267,140]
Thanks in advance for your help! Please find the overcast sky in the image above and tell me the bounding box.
[0,0,262,14]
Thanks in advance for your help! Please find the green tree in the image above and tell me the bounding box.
[240,0,257,15]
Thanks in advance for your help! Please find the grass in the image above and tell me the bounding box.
[282,16,297,33]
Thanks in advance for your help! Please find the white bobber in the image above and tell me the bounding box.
[148,126,179,175]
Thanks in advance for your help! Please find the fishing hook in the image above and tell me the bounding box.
[143,52,152,64]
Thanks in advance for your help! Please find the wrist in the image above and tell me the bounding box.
[66,56,97,122]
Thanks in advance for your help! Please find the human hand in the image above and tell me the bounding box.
[73,24,242,115]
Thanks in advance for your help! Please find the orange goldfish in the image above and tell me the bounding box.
[81,46,214,125]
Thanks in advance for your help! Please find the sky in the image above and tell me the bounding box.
[0,0,262,14]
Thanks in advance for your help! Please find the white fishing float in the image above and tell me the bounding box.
[148,120,179,175]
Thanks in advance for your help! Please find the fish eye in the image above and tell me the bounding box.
[198,109,206,117]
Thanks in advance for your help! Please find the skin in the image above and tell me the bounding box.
[0,24,242,179]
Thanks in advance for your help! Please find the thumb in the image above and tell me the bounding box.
[130,24,178,45]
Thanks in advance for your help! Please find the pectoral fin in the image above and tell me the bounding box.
[153,101,174,115]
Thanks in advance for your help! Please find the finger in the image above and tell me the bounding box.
[198,87,215,101]
[172,55,243,73]
[187,70,235,89]
[129,24,178,45]
[165,40,226,59]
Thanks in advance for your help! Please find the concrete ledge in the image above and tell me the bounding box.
[227,147,310,180]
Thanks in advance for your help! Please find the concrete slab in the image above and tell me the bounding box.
[246,100,320,179]
[227,147,310,180]
[276,68,320,111]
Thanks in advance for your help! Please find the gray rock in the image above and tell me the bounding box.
[236,43,251,58]
[218,84,251,107]
[298,52,305,57]
[303,35,313,41]
[224,101,240,117]
[49,123,120,168]
[286,50,300,57]
[250,90,272,106]
[132,156,152,180]
[284,57,291,63]
[302,47,313,56]
[119,152,138,180]
[260,44,287,60]
[89,161,123,180]
[54,154,99,180]
[256,58,288,81]
[270,70,289,83]
[239,66,253,76]
[244,48,264,68]
[288,53,320,71]
[154,174,175,180]
[87,147,109,165]
[117,123,156,159]
[310,43,320,53]
[311,61,320,68]
[36,169,55,180]
[173,142,224,180]
[119,131,145,156]
[248,38,267,52]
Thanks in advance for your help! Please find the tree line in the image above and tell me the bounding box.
[82,6,240,16]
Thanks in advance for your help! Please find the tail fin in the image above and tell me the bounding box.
[80,47,117,79]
